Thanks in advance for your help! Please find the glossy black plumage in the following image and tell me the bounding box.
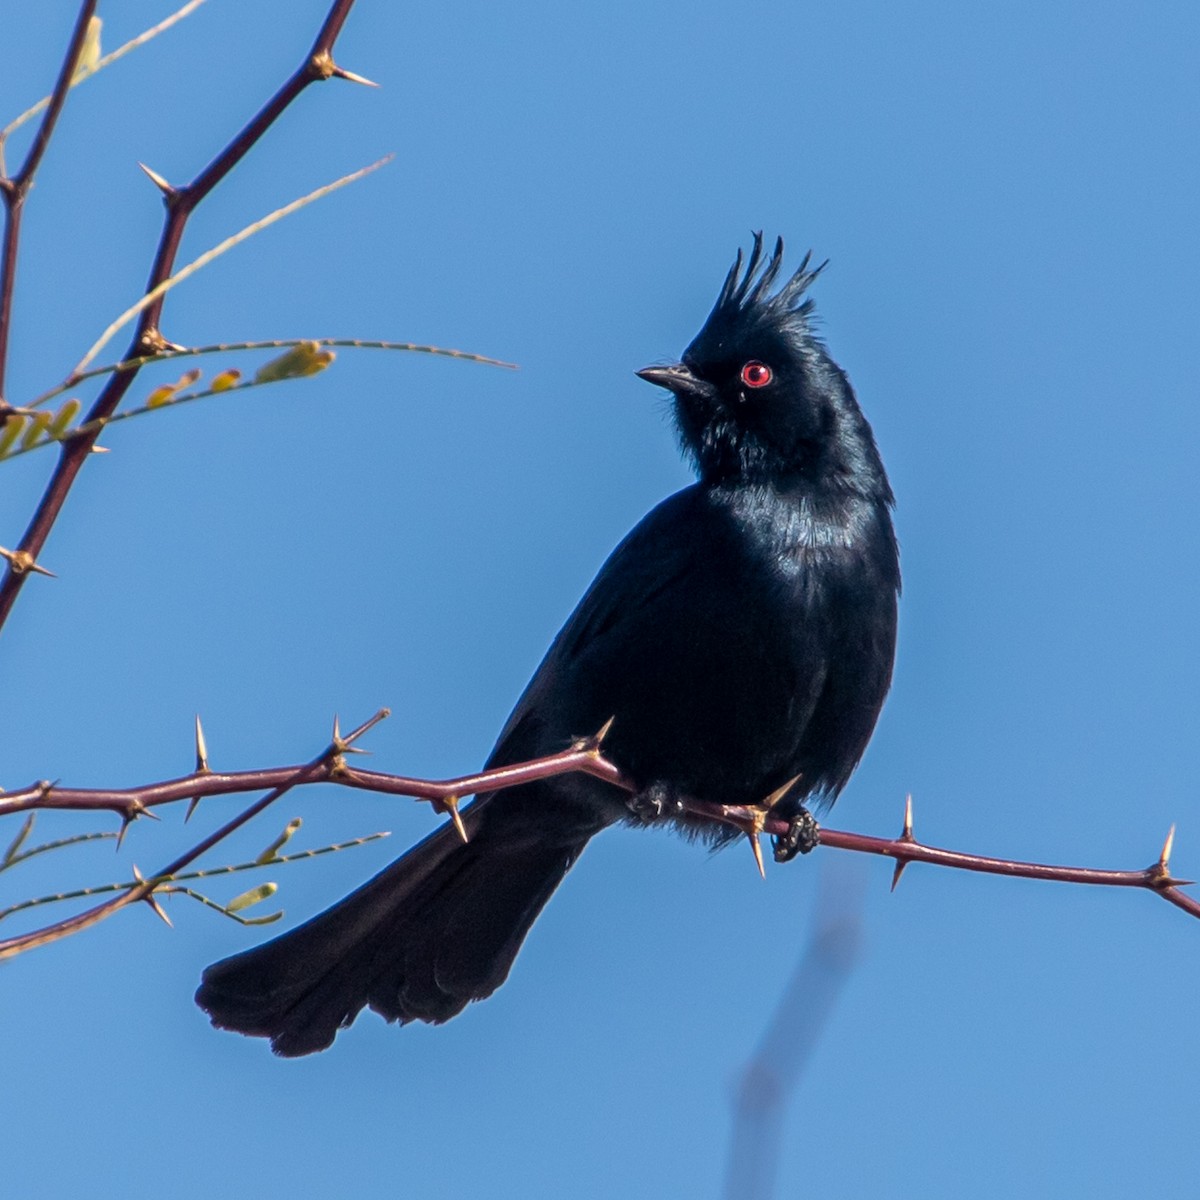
[196,235,900,1055]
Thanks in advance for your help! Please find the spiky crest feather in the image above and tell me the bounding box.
[699,232,827,349]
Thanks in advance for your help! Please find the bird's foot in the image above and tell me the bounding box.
[626,783,686,824]
[772,807,819,862]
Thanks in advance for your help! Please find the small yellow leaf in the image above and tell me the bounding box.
[48,398,82,438]
[210,368,242,393]
[19,411,53,450]
[0,415,26,457]
[255,342,335,384]
[145,370,201,409]
[145,385,177,409]
[227,882,279,913]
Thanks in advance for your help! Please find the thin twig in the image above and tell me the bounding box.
[73,156,393,375]
[26,338,516,410]
[0,0,363,632]
[0,1,210,154]
[0,830,388,924]
[0,2,101,407]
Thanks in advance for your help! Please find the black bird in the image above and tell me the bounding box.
[196,235,900,1056]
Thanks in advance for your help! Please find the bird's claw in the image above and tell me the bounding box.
[772,807,819,862]
[626,783,685,824]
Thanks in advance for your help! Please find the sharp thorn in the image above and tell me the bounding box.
[763,773,803,810]
[890,858,909,892]
[332,64,380,87]
[902,793,914,841]
[137,161,175,196]
[194,714,210,773]
[575,716,616,753]
[0,546,56,578]
[1160,824,1176,870]
[330,712,353,754]
[442,795,469,843]
[131,865,172,927]
[144,892,173,927]
[90,444,110,453]
[747,831,766,879]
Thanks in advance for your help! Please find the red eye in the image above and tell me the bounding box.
[740,361,772,388]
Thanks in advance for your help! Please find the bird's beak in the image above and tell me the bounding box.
[636,363,706,398]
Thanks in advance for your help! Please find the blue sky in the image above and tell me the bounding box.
[3,2,1199,1196]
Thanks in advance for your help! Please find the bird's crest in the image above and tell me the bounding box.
[698,233,827,348]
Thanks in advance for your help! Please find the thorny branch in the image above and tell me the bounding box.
[0,0,364,630]
[0,709,388,959]
[3,708,1198,962]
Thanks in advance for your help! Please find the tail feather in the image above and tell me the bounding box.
[196,809,589,1057]
[368,838,581,1024]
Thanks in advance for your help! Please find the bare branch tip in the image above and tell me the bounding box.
[342,708,390,747]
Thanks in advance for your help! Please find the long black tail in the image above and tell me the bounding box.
[195,803,591,1057]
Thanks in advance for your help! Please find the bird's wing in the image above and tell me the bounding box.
[485,484,832,805]
[485,486,708,764]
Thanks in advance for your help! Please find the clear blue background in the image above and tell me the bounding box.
[2,2,1199,1196]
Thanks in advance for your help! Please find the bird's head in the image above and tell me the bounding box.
[639,234,888,498]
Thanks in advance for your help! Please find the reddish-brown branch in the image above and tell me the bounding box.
[692,798,1200,922]
[0,1,101,406]
[0,742,625,822]
[4,715,1198,940]
[0,0,362,632]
